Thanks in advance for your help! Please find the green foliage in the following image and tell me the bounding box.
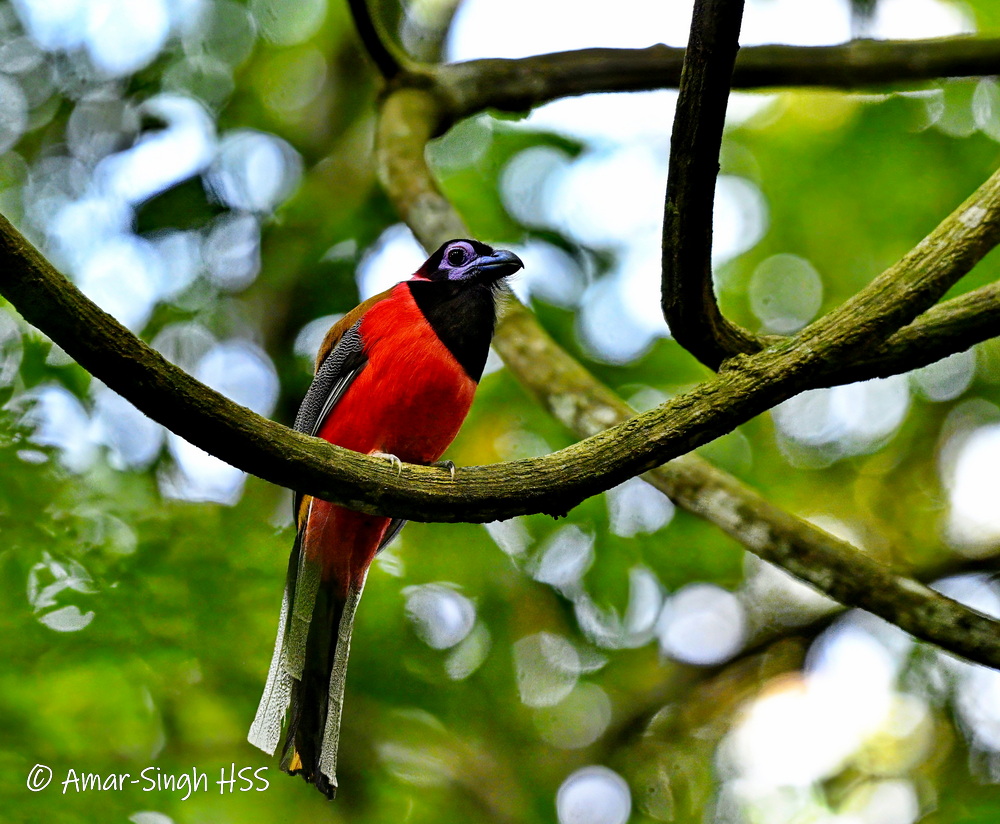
[2,1,1000,823]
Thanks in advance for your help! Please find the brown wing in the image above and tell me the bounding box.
[313,287,394,369]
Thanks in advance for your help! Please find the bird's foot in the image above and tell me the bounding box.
[372,451,403,476]
[431,459,456,480]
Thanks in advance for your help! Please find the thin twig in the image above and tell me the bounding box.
[662,0,764,370]
[607,545,1000,757]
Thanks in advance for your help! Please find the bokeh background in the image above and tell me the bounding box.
[2,0,1000,822]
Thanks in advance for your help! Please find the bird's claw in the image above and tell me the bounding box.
[432,459,456,480]
[372,451,403,476]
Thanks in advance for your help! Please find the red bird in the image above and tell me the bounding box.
[248,239,523,798]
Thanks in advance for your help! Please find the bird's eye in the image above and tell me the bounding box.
[446,247,467,266]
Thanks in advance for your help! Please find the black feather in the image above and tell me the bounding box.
[407,280,499,382]
[291,321,367,518]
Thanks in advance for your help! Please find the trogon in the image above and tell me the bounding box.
[248,239,523,798]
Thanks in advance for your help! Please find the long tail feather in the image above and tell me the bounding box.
[319,573,365,790]
[279,572,365,798]
[248,530,324,755]
[250,498,386,799]
[248,533,306,755]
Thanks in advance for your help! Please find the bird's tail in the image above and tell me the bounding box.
[282,568,364,798]
[248,501,380,799]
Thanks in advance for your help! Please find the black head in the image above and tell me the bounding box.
[407,240,523,381]
[414,239,523,285]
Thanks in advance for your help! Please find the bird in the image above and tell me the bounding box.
[247,238,523,798]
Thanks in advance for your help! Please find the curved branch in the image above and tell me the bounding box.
[434,36,1000,120]
[825,280,1000,385]
[0,208,811,522]
[373,86,1000,670]
[497,299,1000,675]
[346,0,405,79]
[662,0,764,369]
[797,182,1000,370]
[1,97,998,527]
[0,87,997,666]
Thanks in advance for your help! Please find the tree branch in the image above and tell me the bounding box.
[0,99,995,528]
[346,0,405,79]
[662,0,764,370]
[0,208,828,522]
[1,206,828,522]
[373,85,1000,670]
[3,94,1000,666]
[497,299,1000,675]
[825,281,1000,385]
[433,36,1000,120]
[795,178,1000,374]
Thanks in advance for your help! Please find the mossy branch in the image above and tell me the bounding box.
[2,30,1000,670]
[661,0,765,369]
[433,36,1000,120]
[372,84,1000,670]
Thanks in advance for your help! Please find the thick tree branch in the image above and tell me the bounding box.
[497,299,1000,675]
[3,206,834,522]
[433,36,1000,120]
[3,100,1000,666]
[0,103,994,529]
[373,86,1000,670]
[0,208,854,522]
[662,0,764,370]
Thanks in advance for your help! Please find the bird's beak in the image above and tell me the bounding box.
[475,249,523,281]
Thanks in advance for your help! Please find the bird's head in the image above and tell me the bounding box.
[413,239,523,285]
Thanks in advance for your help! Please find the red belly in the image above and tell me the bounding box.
[316,283,477,462]
[308,283,477,588]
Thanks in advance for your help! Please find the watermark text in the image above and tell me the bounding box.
[26,763,269,800]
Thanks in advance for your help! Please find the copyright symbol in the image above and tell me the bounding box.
[27,764,52,791]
